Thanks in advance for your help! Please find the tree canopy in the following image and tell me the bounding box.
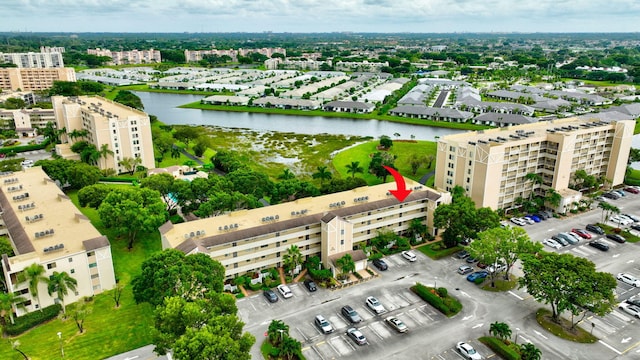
[132,249,225,307]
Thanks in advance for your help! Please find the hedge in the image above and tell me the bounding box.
[99,177,137,183]
[0,139,50,154]
[5,303,62,336]
[479,336,521,360]
[411,282,462,317]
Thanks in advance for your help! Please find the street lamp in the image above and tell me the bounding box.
[57,331,64,358]
[277,329,285,343]
[434,276,438,289]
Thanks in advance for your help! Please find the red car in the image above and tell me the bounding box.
[571,228,592,239]
[624,187,640,194]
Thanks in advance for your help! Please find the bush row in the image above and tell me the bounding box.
[479,336,521,360]
[5,303,62,336]
[0,139,50,154]
[411,282,462,317]
[99,177,137,183]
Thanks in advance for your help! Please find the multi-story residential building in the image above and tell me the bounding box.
[51,96,155,173]
[0,51,64,68]
[161,180,450,279]
[185,47,286,63]
[87,48,162,65]
[434,117,634,212]
[0,68,76,91]
[0,91,37,106]
[0,108,55,137]
[40,46,66,54]
[0,167,116,316]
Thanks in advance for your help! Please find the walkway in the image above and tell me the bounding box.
[277,267,286,284]
[419,170,435,185]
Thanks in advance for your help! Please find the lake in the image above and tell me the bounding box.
[134,91,465,140]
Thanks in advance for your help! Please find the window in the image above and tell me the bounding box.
[340,239,344,245]
[68,258,73,263]
[87,251,95,257]
[70,269,75,274]
[46,262,56,270]
[89,262,97,268]
[340,229,344,235]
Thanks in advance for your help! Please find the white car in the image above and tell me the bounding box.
[610,215,632,226]
[619,303,640,319]
[402,250,417,262]
[488,262,507,274]
[510,217,527,226]
[456,341,482,360]
[365,296,386,314]
[617,273,640,287]
[277,284,293,299]
[542,238,563,249]
[385,316,408,333]
[521,217,535,225]
[622,213,640,222]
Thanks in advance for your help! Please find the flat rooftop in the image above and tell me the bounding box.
[0,167,104,263]
[59,95,147,119]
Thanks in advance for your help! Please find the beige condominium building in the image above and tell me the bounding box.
[0,51,65,68]
[0,68,76,91]
[434,117,634,212]
[161,179,451,279]
[52,96,155,173]
[0,167,116,316]
[0,108,56,137]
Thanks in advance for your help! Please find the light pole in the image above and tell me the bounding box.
[434,276,438,289]
[277,329,285,343]
[57,331,64,358]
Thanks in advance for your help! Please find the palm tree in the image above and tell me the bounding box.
[407,218,427,243]
[312,166,332,187]
[278,168,295,180]
[489,321,512,342]
[118,157,142,174]
[336,253,355,278]
[520,343,542,360]
[0,292,27,324]
[47,271,77,313]
[170,145,181,159]
[282,245,303,278]
[267,319,289,346]
[20,263,47,312]
[98,144,114,169]
[345,161,364,179]
[280,336,302,360]
[524,173,543,201]
[544,188,562,210]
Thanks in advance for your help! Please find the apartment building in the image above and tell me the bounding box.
[87,48,162,65]
[161,180,450,279]
[434,117,634,212]
[0,68,76,91]
[0,108,55,137]
[51,96,155,173]
[185,47,286,62]
[0,167,116,316]
[0,51,64,68]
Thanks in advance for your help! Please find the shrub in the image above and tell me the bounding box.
[5,304,62,336]
[437,287,448,298]
[369,252,383,261]
[411,283,450,314]
[353,272,363,280]
[479,336,521,360]
[99,177,137,183]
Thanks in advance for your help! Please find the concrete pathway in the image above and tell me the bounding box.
[277,267,286,284]
[419,170,435,185]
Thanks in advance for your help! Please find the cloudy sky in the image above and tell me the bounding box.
[1,0,639,33]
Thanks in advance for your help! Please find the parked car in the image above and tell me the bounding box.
[402,250,417,262]
[372,258,388,271]
[541,210,554,219]
[542,238,563,249]
[619,304,640,319]
[346,327,368,345]
[341,305,362,323]
[589,240,610,251]
[624,187,640,194]
[456,342,482,360]
[510,217,527,226]
[586,224,605,235]
[455,250,470,259]
[557,232,579,245]
[277,284,293,299]
[521,217,536,225]
[525,214,541,223]
[263,289,278,303]
[552,235,569,246]
[631,224,640,232]
[304,279,317,292]
[613,189,626,197]
[466,256,478,264]
[488,262,507,273]
[467,271,489,282]
[534,212,549,220]
[616,273,640,287]
[385,316,408,333]
[365,296,386,314]
[571,229,592,239]
[458,265,474,275]
[621,213,640,222]
[610,215,632,226]
[603,192,620,200]
[626,297,640,307]
[476,262,488,269]
[606,234,626,243]
[314,315,334,334]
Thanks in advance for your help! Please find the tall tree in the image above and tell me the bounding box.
[267,319,289,347]
[519,252,616,325]
[368,152,396,182]
[520,343,542,360]
[98,187,167,249]
[141,173,178,212]
[0,292,27,324]
[524,172,543,201]
[345,161,364,179]
[98,144,114,169]
[70,300,92,333]
[118,156,142,174]
[277,168,295,180]
[282,245,303,278]
[46,271,77,313]
[312,166,332,186]
[132,249,225,307]
[19,263,47,312]
[489,321,512,341]
[336,253,355,277]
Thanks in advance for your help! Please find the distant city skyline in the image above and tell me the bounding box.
[2,0,640,34]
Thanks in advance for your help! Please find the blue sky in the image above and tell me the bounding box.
[2,0,639,33]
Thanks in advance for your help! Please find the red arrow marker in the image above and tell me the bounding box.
[383,165,412,202]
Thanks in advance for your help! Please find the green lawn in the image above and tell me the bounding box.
[332,140,437,185]
[0,190,162,360]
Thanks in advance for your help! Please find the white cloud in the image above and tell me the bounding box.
[1,0,639,32]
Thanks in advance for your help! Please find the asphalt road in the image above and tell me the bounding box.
[237,192,640,360]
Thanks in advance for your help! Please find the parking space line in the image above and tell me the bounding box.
[599,340,623,355]
[611,310,632,322]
